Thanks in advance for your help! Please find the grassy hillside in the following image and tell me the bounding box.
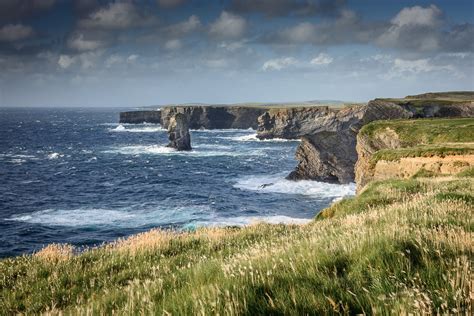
[359,118,474,147]
[1,171,472,314]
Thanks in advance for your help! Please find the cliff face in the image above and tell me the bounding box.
[284,98,474,184]
[286,101,412,183]
[355,118,474,192]
[160,106,266,130]
[119,110,161,124]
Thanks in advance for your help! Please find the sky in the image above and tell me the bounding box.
[0,0,473,107]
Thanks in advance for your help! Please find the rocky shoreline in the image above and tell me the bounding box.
[119,92,474,185]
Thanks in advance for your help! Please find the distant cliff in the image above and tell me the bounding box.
[160,106,266,130]
[120,106,267,129]
[119,110,162,124]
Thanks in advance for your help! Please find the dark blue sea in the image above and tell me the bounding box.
[0,108,355,257]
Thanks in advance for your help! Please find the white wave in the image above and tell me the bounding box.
[234,173,356,198]
[222,133,300,142]
[191,128,256,133]
[7,205,212,228]
[48,152,62,159]
[103,144,266,157]
[109,124,165,133]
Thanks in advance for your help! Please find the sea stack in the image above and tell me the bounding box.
[167,113,192,151]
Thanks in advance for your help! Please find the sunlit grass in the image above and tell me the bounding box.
[1,174,472,314]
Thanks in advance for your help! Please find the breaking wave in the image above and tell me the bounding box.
[109,124,166,133]
[234,173,356,198]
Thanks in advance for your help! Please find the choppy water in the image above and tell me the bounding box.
[0,108,355,257]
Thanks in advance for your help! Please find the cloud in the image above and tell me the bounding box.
[127,54,138,62]
[377,5,443,52]
[262,57,297,71]
[164,39,182,50]
[78,2,155,30]
[266,9,383,45]
[0,24,34,42]
[383,57,457,80]
[310,53,333,65]
[67,33,105,51]
[58,54,76,69]
[0,0,56,22]
[164,15,201,36]
[442,23,474,53]
[230,0,346,17]
[209,11,247,39]
[157,0,186,8]
[391,5,442,27]
[57,51,103,70]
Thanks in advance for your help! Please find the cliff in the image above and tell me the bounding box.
[284,94,474,183]
[160,106,267,130]
[355,118,474,192]
[286,101,413,183]
[120,106,267,129]
[119,110,161,124]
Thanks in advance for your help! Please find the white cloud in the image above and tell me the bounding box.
[79,2,153,30]
[377,5,442,52]
[58,51,103,70]
[68,33,104,51]
[0,24,34,42]
[219,40,246,51]
[127,54,139,62]
[58,55,76,69]
[279,22,315,43]
[383,58,456,79]
[166,15,201,35]
[104,55,123,68]
[391,5,442,27]
[209,11,246,39]
[262,57,297,71]
[164,39,182,50]
[310,53,333,66]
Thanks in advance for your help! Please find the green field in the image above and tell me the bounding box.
[1,171,472,314]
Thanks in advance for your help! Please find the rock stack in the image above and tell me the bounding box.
[167,113,191,151]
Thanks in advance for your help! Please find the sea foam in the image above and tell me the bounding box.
[234,173,356,198]
[109,124,166,133]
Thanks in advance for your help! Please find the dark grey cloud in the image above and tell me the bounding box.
[263,9,386,46]
[156,0,186,9]
[230,0,346,17]
[443,23,474,53]
[0,23,34,42]
[0,0,56,23]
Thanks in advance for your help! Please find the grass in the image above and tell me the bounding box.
[1,173,472,315]
[359,118,474,147]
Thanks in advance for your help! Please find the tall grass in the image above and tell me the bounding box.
[1,175,472,314]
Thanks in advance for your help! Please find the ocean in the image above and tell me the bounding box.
[0,107,355,257]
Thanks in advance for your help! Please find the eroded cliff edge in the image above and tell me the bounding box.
[355,118,474,192]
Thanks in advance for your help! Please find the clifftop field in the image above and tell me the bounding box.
[1,122,472,314]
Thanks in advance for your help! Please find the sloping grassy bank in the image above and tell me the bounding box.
[1,171,472,314]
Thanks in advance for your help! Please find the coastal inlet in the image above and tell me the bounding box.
[0,108,354,257]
